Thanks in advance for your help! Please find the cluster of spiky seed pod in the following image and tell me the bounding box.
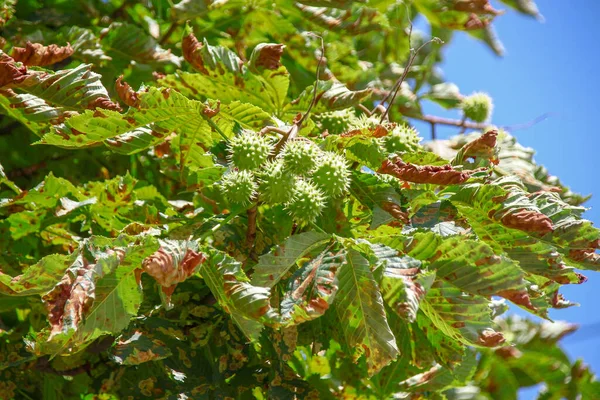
[219,131,351,224]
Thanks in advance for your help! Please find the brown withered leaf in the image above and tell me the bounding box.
[464,13,489,30]
[460,129,498,162]
[477,329,505,347]
[252,43,285,70]
[182,29,208,75]
[454,0,503,15]
[143,244,206,295]
[497,289,535,310]
[379,158,476,185]
[499,209,554,235]
[88,96,122,112]
[43,249,125,339]
[12,41,74,66]
[569,239,600,265]
[0,52,27,87]
[115,75,140,108]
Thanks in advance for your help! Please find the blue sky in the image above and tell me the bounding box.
[413,1,600,395]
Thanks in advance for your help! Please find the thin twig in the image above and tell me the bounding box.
[376,1,414,110]
[297,32,325,128]
[259,126,289,136]
[458,115,467,134]
[409,114,489,130]
[379,38,441,123]
[356,103,372,116]
[159,22,178,45]
[430,121,436,140]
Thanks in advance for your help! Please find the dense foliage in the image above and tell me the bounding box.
[0,0,598,399]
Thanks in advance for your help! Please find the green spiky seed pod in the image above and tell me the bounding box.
[286,179,326,224]
[381,124,421,155]
[313,108,356,135]
[227,130,273,171]
[257,160,295,205]
[312,152,350,198]
[220,170,257,205]
[280,140,320,175]
[460,92,493,123]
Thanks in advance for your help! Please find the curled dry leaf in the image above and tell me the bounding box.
[453,0,503,15]
[460,129,498,162]
[464,13,489,30]
[497,289,535,310]
[0,52,27,87]
[202,100,220,118]
[380,201,409,224]
[182,28,208,75]
[569,239,600,265]
[251,43,285,70]
[477,329,505,347]
[142,246,206,292]
[11,41,74,66]
[495,346,522,359]
[115,75,140,108]
[379,158,475,185]
[498,209,554,235]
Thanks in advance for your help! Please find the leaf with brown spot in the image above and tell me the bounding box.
[35,235,158,356]
[11,41,74,66]
[280,244,346,325]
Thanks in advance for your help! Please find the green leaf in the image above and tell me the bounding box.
[161,39,289,116]
[285,80,371,116]
[40,88,227,163]
[424,83,463,109]
[334,248,399,375]
[252,231,331,288]
[101,22,180,67]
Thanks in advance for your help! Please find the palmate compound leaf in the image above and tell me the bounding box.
[40,87,270,166]
[449,176,597,281]
[31,235,159,356]
[199,247,279,340]
[280,243,346,325]
[334,248,399,376]
[371,230,534,311]
[159,26,289,116]
[251,231,332,288]
[0,53,120,136]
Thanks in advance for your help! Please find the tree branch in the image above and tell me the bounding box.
[410,114,489,130]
